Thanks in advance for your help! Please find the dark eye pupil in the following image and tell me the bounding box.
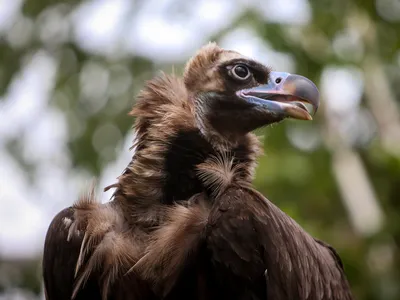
[234,65,249,78]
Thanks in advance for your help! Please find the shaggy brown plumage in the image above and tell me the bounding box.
[42,42,353,300]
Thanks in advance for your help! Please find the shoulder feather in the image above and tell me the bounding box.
[130,194,211,297]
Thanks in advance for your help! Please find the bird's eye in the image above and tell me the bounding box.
[231,64,251,81]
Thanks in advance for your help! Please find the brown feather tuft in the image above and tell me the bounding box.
[129,194,210,297]
[183,42,222,92]
[197,152,243,197]
[66,184,143,300]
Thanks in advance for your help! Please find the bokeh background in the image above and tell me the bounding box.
[1,0,400,299]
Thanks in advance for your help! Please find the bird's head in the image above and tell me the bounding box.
[184,43,319,144]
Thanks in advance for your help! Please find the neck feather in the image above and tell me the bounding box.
[108,73,262,216]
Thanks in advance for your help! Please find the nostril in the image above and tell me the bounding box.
[275,77,282,84]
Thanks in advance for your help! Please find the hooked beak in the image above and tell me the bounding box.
[237,72,320,120]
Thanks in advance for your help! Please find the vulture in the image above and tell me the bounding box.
[42,43,354,300]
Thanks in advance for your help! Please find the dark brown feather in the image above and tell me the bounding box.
[204,185,353,300]
[131,193,211,297]
[43,207,101,300]
[42,189,156,300]
[43,43,353,300]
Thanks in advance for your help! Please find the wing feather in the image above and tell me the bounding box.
[43,207,101,300]
[248,187,353,300]
[42,191,155,300]
[205,185,353,300]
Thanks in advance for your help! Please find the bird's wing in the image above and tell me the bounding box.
[43,206,99,300]
[206,185,353,300]
[42,193,155,300]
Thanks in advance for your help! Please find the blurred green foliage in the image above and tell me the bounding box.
[1,0,400,299]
